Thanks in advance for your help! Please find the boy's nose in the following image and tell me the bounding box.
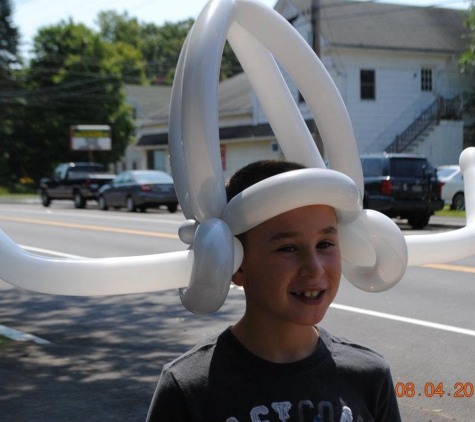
[298,251,324,277]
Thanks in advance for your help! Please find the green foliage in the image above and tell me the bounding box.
[0,0,20,73]
[460,6,475,75]
[97,11,141,48]
[96,12,242,84]
[1,8,243,187]
[0,335,12,348]
[459,5,475,148]
[5,19,136,184]
[0,0,22,189]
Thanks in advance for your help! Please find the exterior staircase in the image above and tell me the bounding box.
[385,96,462,153]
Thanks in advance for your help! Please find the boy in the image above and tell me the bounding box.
[147,160,401,422]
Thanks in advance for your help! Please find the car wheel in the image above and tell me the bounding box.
[98,195,108,211]
[126,196,136,212]
[40,190,51,207]
[451,193,465,211]
[167,203,178,213]
[74,191,86,209]
[407,214,430,230]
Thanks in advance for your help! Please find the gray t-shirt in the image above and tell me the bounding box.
[147,326,401,422]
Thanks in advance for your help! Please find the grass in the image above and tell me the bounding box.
[0,335,12,348]
[0,185,37,199]
[434,205,465,218]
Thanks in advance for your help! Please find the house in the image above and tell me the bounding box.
[135,72,288,179]
[115,84,172,172]
[132,0,471,177]
[275,0,472,165]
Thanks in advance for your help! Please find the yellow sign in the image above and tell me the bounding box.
[70,125,111,151]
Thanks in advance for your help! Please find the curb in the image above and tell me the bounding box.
[0,324,51,345]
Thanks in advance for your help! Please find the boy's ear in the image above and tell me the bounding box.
[232,266,247,287]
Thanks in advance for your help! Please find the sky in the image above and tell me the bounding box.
[11,0,471,56]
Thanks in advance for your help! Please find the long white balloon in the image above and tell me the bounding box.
[406,147,475,266]
[227,22,326,169]
[221,169,362,235]
[1,0,475,310]
[233,0,364,194]
[0,230,191,295]
[168,31,194,220]
[180,0,233,222]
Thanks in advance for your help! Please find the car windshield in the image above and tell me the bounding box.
[437,168,458,179]
[134,172,173,184]
[70,165,104,173]
[361,158,385,177]
[390,158,431,177]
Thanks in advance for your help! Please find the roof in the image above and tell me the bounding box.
[137,121,278,147]
[124,84,173,118]
[146,72,252,121]
[137,1,469,147]
[276,0,469,53]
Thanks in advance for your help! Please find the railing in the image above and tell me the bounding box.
[385,96,462,153]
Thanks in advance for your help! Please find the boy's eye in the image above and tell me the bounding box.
[317,241,335,250]
[277,245,297,253]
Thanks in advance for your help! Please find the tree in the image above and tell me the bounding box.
[0,0,22,189]
[97,11,141,48]
[0,0,19,80]
[97,12,242,85]
[459,4,475,147]
[14,20,136,183]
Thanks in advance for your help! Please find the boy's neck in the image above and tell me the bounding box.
[231,318,319,364]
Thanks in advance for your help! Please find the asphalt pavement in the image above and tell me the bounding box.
[0,201,469,422]
[0,287,246,422]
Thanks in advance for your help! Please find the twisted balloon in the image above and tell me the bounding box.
[0,0,474,315]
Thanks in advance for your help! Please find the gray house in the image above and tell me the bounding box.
[129,0,471,177]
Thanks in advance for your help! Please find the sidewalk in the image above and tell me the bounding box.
[0,195,40,205]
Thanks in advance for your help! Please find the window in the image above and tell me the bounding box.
[390,158,432,177]
[361,157,385,177]
[421,68,432,92]
[360,69,375,100]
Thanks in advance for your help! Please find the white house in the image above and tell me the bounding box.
[132,0,472,176]
[275,0,472,165]
[116,84,172,172]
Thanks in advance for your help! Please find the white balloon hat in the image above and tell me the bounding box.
[1,0,475,315]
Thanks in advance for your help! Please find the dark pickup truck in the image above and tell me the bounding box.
[39,162,116,209]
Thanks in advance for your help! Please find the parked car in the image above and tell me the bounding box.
[39,162,116,209]
[360,153,444,229]
[98,170,179,213]
[437,165,464,210]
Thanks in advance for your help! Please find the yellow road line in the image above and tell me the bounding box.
[422,263,475,274]
[0,216,179,239]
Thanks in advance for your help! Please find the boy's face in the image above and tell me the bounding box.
[233,205,341,329]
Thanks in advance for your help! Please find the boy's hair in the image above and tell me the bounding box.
[226,160,306,202]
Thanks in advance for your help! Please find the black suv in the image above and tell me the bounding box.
[360,153,444,229]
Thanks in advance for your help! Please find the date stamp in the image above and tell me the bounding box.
[395,382,474,398]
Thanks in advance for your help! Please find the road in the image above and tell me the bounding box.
[0,202,474,422]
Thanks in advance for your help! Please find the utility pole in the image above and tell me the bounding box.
[310,0,325,157]
[311,0,321,58]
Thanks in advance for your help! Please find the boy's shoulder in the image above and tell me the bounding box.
[165,326,390,376]
[320,327,391,374]
[163,329,222,375]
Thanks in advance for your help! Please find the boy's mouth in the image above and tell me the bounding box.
[291,290,325,300]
